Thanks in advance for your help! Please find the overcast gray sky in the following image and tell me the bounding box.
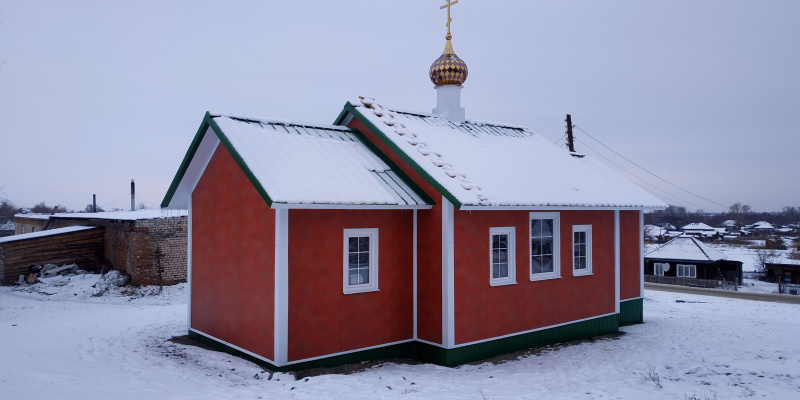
[1,0,798,213]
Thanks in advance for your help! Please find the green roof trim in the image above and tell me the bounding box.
[339,102,462,209]
[205,117,275,208]
[160,112,275,209]
[160,112,214,208]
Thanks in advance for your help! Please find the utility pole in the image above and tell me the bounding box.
[566,114,575,153]
[130,179,135,211]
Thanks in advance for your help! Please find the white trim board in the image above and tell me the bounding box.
[441,196,455,348]
[271,203,432,210]
[459,205,664,211]
[165,127,220,209]
[274,209,289,367]
[614,210,621,314]
[190,329,277,366]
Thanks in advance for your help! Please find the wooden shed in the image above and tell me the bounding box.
[0,226,104,284]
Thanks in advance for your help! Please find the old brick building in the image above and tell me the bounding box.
[10,210,188,285]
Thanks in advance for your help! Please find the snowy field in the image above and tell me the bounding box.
[2,274,799,400]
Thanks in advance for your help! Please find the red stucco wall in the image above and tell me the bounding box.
[619,210,642,300]
[453,210,617,345]
[286,209,414,362]
[347,117,443,344]
[191,143,276,360]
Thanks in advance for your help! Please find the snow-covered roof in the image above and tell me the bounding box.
[14,213,51,220]
[722,219,737,227]
[50,209,186,221]
[342,97,667,210]
[681,222,715,231]
[162,113,430,209]
[645,236,729,262]
[752,221,774,229]
[0,226,100,244]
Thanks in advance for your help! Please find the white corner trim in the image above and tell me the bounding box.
[274,208,289,367]
[187,192,193,329]
[442,196,455,348]
[413,210,418,340]
[639,210,645,298]
[614,210,620,314]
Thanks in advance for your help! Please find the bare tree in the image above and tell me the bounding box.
[729,203,752,227]
[752,249,778,280]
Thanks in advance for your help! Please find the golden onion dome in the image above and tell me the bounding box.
[429,34,468,87]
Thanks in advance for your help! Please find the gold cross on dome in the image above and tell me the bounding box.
[440,0,459,35]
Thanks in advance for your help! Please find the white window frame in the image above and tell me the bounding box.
[529,212,561,281]
[572,225,592,276]
[342,228,379,294]
[489,227,516,286]
[654,262,668,276]
[677,264,696,278]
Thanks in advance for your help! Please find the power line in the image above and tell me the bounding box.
[572,125,729,211]
[573,137,712,211]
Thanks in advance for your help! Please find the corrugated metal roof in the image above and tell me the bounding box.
[348,97,667,209]
[211,115,428,207]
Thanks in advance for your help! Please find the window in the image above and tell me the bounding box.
[654,262,668,276]
[343,228,379,294]
[530,212,560,281]
[572,225,592,276]
[489,227,516,286]
[677,264,696,278]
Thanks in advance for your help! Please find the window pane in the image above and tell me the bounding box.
[492,264,500,279]
[499,263,508,278]
[349,237,358,253]
[348,254,358,269]
[542,256,554,273]
[358,253,369,268]
[492,235,500,249]
[541,237,553,255]
[360,268,370,284]
[532,238,542,256]
[531,219,542,235]
[499,249,508,263]
[492,249,499,264]
[531,256,543,274]
[358,237,370,252]
[541,219,553,236]
[498,234,508,248]
[349,273,360,285]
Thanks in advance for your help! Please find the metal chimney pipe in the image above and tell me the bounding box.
[93,194,97,213]
[130,179,135,211]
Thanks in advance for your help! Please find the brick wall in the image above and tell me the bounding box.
[49,216,188,285]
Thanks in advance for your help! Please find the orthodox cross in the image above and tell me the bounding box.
[440,0,459,36]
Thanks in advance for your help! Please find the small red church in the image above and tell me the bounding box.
[162,9,665,371]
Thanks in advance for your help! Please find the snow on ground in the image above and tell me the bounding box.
[2,275,799,399]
